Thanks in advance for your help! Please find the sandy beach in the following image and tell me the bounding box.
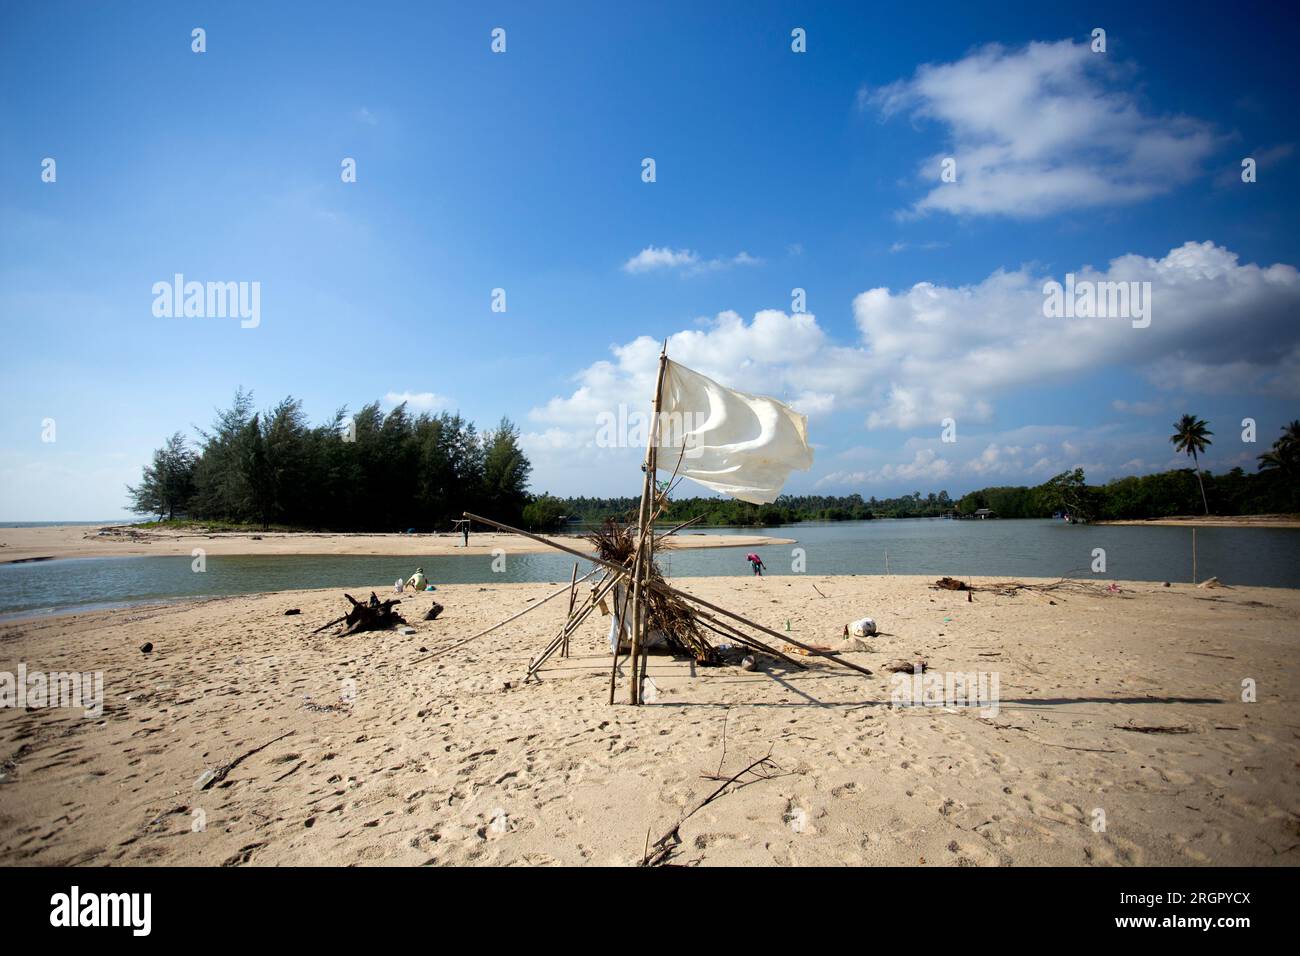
[2,574,1296,866]
[1098,515,1300,529]
[0,524,793,565]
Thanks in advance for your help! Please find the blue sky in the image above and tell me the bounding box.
[2,1,1298,519]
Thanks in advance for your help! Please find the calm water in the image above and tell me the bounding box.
[2,519,1298,619]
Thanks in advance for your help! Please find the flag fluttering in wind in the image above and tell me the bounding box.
[653,359,813,504]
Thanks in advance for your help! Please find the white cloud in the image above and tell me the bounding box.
[621,246,764,276]
[817,448,954,487]
[526,241,1300,493]
[529,309,829,430]
[868,40,1220,218]
[622,246,698,273]
[813,421,1209,495]
[853,241,1300,428]
[383,391,451,412]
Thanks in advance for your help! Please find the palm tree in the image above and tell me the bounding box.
[1258,419,1300,477]
[1170,414,1213,514]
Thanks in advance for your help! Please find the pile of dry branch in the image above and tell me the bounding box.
[932,576,1117,597]
[587,518,718,664]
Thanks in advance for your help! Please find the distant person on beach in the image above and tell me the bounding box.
[462,524,469,547]
[406,567,427,591]
[747,552,765,576]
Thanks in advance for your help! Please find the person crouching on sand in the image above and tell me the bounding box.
[747,552,765,576]
[406,567,428,591]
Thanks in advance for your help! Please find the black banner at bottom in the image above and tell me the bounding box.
[0,865,1282,942]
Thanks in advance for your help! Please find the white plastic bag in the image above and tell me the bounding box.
[849,617,876,637]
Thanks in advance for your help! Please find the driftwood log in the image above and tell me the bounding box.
[312,592,407,636]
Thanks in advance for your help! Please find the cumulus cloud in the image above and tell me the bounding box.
[813,421,1216,494]
[621,246,764,276]
[817,448,954,487]
[868,40,1220,218]
[526,241,1300,492]
[853,241,1300,428]
[384,391,451,412]
[530,309,831,429]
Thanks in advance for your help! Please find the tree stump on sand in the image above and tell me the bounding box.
[313,592,408,636]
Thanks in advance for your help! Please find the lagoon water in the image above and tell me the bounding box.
[2,519,1298,619]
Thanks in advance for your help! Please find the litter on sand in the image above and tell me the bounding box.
[845,617,877,638]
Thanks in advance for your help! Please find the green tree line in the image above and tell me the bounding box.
[131,405,1298,530]
[551,491,953,527]
[127,390,533,530]
[548,419,1299,528]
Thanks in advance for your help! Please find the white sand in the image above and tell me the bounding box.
[1,575,1297,866]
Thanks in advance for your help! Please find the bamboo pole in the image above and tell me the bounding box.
[462,511,874,680]
[629,347,669,704]
[693,611,806,670]
[526,570,622,681]
[628,547,646,704]
[608,575,635,703]
[668,585,874,677]
[655,513,705,544]
[562,562,579,657]
[526,574,608,679]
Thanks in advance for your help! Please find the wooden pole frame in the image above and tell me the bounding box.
[562,562,579,657]
[525,569,622,681]
[461,511,874,680]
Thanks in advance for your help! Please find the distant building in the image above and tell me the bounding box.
[973,508,997,519]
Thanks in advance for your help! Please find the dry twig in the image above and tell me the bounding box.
[643,749,782,867]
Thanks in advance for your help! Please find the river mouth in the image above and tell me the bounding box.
[1,519,1297,619]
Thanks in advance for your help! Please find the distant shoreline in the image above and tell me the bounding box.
[1097,515,1300,529]
[0,523,795,565]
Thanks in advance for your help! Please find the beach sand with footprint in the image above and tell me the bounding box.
[1,575,1297,866]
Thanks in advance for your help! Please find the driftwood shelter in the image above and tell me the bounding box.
[460,345,873,705]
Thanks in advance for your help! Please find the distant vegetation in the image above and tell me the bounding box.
[555,420,1299,528]
[127,390,532,530]
[130,402,1298,531]
[557,492,929,527]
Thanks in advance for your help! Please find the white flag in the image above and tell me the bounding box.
[653,360,813,504]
